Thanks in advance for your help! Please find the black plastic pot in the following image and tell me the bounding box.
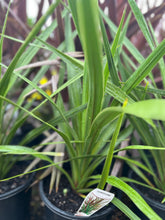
[39,180,116,220]
[0,172,34,220]
[128,170,165,220]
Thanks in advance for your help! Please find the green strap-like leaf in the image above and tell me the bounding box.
[107,176,162,220]
[0,145,53,163]
[106,81,134,104]
[112,197,141,220]
[135,86,165,96]
[68,0,79,35]
[76,0,104,129]
[84,107,122,154]
[100,15,120,87]
[0,0,12,78]
[64,12,83,140]
[37,37,83,71]
[128,0,155,50]
[115,145,165,153]
[98,112,124,189]
[122,39,165,94]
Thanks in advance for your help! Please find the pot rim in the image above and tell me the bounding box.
[39,179,115,219]
[0,171,34,200]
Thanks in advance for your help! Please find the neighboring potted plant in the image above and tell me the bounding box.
[121,103,165,219]
[105,1,165,219]
[0,1,62,219]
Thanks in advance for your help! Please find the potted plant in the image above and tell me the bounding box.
[29,0,165,219]
[0,1,63,219]
[104,1,165,219]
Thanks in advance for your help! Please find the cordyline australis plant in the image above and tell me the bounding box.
[35,0,165,218]
[1,0,165,219]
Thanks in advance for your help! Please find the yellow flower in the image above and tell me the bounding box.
[45,89,52,96]
[31,92,42,100]
[39,77,48,85]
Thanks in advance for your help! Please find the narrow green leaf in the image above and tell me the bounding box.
[120,177,165,195]
[128,0,154,50]
[0,145,53,163]
[106,81,134,104]
[150,24,165,88]
[100,15,120,87]
[98,113,124,189]
[68,0,79,34]
[115,145,165,153]
[127,164,155,187]
[76,0,103,126]
[112,197,141,220]
[135,86,165,96]
[64,12,82,139]
[111,7,127,56]
[115,12,132,56]
[107,176,162,220]
[0,33,47,49]
[114,155,156,179]
[0,0,12,77]
[122,39,165,94]
[37,37,83,70]
[85,107,122,154]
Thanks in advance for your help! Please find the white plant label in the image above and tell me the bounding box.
[75,188,115,217]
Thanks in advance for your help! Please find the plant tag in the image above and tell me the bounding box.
[75,188,115,217]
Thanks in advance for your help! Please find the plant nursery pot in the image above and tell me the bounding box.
[39,179,117,220]
[128,170,165,220]
[0,169,34,220]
